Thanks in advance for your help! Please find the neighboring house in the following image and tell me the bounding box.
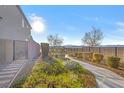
[0,5,41,64]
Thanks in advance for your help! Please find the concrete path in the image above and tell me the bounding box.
[66,55,124,88]
[0,60,25,88]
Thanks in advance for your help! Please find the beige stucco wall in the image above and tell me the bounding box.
[0,39,5,64]
[28,39,41,60]
[0,39,41,64]
[0,39,13,64]
[5,40,13,64]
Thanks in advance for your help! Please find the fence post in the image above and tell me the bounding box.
[82,47,83,52]
[99,47,101,53]
[89,46,90,52]
[115,47,117,56]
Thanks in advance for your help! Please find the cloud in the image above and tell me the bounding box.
[116,22,124,31]
[62,36,68,41]
[73,40,82,45]
[103,39,124,45]
[116,22,124,26]
[29,13,46,33]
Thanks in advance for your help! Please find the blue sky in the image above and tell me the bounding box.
[21,5,124,45]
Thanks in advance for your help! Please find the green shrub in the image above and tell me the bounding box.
[93,53,103,63]
[13,59,96,88]
[68,52,75,57]
[83,52,93,61]
[107,56,120,69]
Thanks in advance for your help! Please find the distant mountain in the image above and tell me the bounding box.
[63,45,83,48]
[64,45,124,48]
[101,45,124,47]
[49,45,124,48]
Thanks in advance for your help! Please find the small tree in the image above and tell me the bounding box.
[47,34,63,57]
[47,35,55,47]
[82,27,103,46]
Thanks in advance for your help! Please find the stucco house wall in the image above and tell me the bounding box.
[0,39,13,64]
[0,6,41,64]
[0,39,5,64]
[5,39,13,64]
[28,39,41,60]
[0,6,31,41]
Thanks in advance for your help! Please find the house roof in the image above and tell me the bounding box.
[16,5,32,29]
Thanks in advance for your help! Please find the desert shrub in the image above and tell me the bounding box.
[33,60,66,75]
[93,53,103,63]
[120,62,124,68]
[68,52,75,57]
[65,61,88,74]
[83,52,93,61]
[13,59,96,88]
[80,52,83,59]
[75,52,83,59]
[23,74,39,88]
[11,77,27,88]
[23,71,85,88]
[23,72,48,88]
[50,59,66,75]
[107,56,120,69]
[68,53,72,57]
[23,61,84,88]
[75,52,78,57]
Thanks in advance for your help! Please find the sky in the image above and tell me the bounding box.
[21,5,124,45]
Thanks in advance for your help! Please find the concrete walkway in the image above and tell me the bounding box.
[66,55,124,88]
[0,60,25,88]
